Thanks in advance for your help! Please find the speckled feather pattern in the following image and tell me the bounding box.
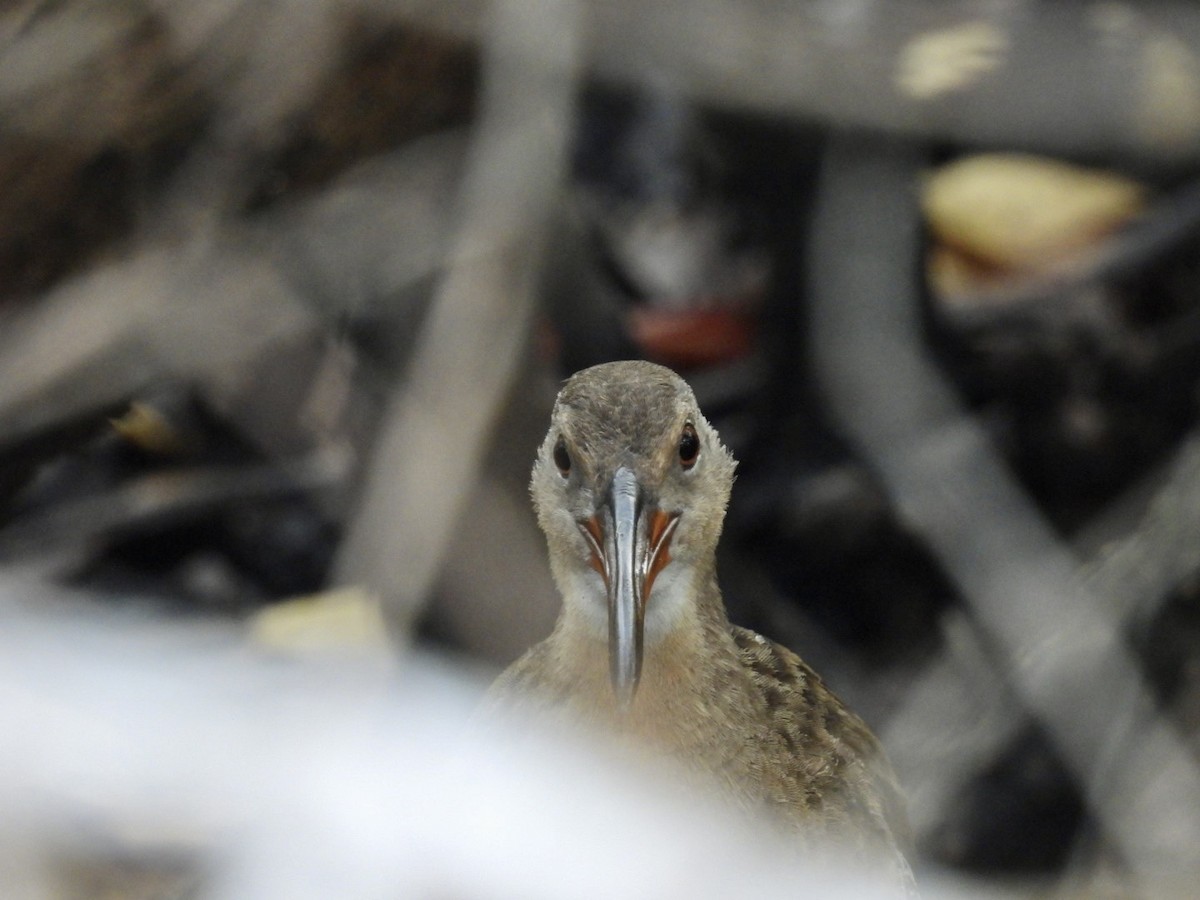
[729,627,916,889]
[489,616,916,890]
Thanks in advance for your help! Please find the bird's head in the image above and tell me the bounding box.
[530,360,737,709]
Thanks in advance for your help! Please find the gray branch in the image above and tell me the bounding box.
[808,133,1200,890]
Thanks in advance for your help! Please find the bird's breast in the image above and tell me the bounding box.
[538,623,771,778]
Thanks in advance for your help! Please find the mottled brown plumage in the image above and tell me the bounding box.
[486,361,914,891]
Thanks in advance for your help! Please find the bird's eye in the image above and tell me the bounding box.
[553,437,571,477]
[679,423,699,470]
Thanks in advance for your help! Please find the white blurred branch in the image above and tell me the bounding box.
[0,578,923,899]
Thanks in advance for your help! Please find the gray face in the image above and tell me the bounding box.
[530,361,737,708]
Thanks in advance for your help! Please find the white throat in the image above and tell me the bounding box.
[559,559,698,647]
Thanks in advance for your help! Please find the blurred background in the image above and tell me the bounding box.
[3,0,1200,896]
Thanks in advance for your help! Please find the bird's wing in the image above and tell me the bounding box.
[730,626,914,866]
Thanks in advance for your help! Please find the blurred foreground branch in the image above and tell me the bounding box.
[0,578,917,900]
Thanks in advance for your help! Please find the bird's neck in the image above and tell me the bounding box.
[557,559,727,651]
[551,564,756,737]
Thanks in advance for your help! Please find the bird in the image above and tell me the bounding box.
[485,360,915,891]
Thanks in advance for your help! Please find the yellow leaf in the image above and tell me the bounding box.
[923,154,1146,271]
[249,587,393,658]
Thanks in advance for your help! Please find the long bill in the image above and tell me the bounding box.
[580,466,679,711]
[607,466,643,711]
